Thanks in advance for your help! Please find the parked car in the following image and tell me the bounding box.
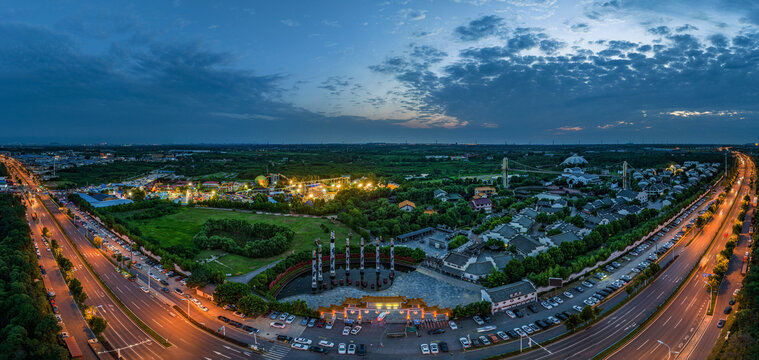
[473,316,485,325]
[351,326,362,335]
[270,322,286,329]
[449,321,458,330]
[338,343,347,354]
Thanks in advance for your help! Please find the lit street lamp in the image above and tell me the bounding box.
[657,339,679,360]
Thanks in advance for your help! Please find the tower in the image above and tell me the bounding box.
[375,239,381,273]
[390,238,395,274]
[501,157,509,188]
[360,238,365,273]
[345,235,350,272]
[311,249,317,290]
[622,161,628,191]
[329,231,336,278]
[317,239,323,283]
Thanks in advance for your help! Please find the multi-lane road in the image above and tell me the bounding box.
[609,154,755,360]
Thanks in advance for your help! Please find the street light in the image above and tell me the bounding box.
[657,339,679,360]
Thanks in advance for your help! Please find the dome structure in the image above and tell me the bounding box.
[561,153,588,166]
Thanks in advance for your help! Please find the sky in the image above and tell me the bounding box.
[1,0,758,144]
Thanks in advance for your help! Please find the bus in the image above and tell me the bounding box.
[64,336,83,359]
[477,326,497,333]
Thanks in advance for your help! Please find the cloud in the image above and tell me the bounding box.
[400,9,427,21]
[481,122,499,128]
[570,22,591,32]
[597,121,634,129]
[557,126,582,131]
[453,15,504,41]
[664,110,740,117]
[280,19,300,27]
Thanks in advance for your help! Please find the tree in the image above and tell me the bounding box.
[68,278,88,304]
[93,235,103,248]
[42,226,51,237]
[565,314,582,332]
[237,295,269,316]
[88,316,108,336]
[485,238,504,250]
[213,282,252,305]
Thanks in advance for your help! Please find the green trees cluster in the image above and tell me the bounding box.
[0,194,68,358]
[487,209,660,287]
[211,281,317,318]
[448,235,469,249]
[625,262,662,294]
[187,263,226,288]
[193,218,294,258]
[451,301,492,318]
[564,305,601,332]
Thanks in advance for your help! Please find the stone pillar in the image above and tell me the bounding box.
[317,239,323,283]
[375,239,381,273]
[345,235,350,272]
[311,249,317,290]
[330,231,336,278]
[360,237,365,273]
[390,238,395,274]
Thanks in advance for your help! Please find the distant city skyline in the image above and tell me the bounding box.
[1,0,758,144]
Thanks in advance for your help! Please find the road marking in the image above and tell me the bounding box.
[152,319,163,328]
[675,318,683,329]
[662,315,672,326]
[213,351,231,359]
[223,345,241,353]
[635,339,650,351]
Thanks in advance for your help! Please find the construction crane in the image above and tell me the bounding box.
[500,157,634,190]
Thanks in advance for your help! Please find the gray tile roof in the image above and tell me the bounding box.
[485,280,537,303]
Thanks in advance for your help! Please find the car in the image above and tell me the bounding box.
[717,319,726,328]
[351,325,362,335]
[522,325,533,334]
[269,311,279,320]
[295,337,312,345]
[505,310,516,319]
[160,279,169,286]
[449,321,458,330]
[573,305,583,312]
[357,344,366,356]
[547,299,559,307]
[172,287,183,295]
[318,340,334,348]
[428,328,446,335]
[541,301,553,310]
[307,318,316,327]
[343,326,351,335]
[471,338,481,347]
[348,344,356,354]
[473,315,485,325]
[439,342,449,352]
[563,291,574,299]
[338,343,347,354]
[60,332,69,339]
[234,311,246,318]
[514,309,524,318]
[548,316,560,325]
[217,316,230,323]
[724,306,733,314]
[535,320,548,329]
[291,343,309,351]
[279,312,289,321]
[140,286,149,293]
[55,314,62,323]
[575,286,585,293]
[552,296,564,304]
[582,281,593,288]
[729,298,736,305]
[286,315,296,324]
[301,317,309,326]
[420,343,430,354]
[460,337,471,349]
[229,321,243,328]
[270,322,286,328]
[479,335,490,345]
[276,335,293,343]
[308,345,328,354]
[734,289,740,296]
[243,325,258,333]
[555,313,568,321]
[527,304,538,313]
[529,323,540,332]
[497,331,509,340]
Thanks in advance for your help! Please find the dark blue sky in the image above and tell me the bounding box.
[1,0,758,144]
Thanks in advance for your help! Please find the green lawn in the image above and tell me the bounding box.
[117,207,352,275]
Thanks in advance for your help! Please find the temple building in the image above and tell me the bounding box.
[317,295,451,325]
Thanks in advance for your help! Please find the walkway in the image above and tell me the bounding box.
[228,259,283,284]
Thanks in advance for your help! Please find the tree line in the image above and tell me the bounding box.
[193,218,294,258]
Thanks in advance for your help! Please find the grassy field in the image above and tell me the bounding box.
[116,207,352,275]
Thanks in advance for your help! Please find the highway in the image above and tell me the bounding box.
[5,158,262,360]
[25,194,99,360]
[606,154,754,360]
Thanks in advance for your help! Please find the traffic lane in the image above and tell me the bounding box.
[33,198,165,360]
[607,163,752,359]
[46,200,257,360]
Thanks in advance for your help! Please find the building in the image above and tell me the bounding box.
[398,200,416,212]
[317,295,451,324]
[508,235,545,257]
[481,280,538,313]
[196,284,217,300]
[617,189,648,203]
[560,154,588,166]
[463,260,496,281]
[469,198,493,213]
[474,186,497,198]
[75,193,134,208]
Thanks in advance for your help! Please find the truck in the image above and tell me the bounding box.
[31,212,38,222]
[64,336,83,359]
